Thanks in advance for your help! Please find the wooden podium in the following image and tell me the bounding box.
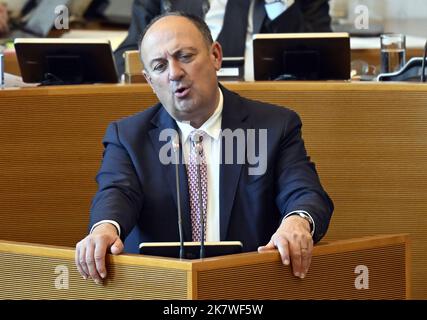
[0,234,410,299]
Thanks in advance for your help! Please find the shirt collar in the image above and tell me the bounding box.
[176,87,223,143]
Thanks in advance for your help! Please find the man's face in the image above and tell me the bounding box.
[141,16,222,127]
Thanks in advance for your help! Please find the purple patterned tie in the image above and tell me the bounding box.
[187,130,208,242]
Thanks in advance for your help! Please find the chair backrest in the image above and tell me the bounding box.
[124,50,146,83]
[377,57,427,82]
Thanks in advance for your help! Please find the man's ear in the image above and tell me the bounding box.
[211,41,223,71]
[143,70,156,93]
[143,69,153,84]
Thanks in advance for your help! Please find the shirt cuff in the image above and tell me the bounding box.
[283,210,315,237]
[265,0,292,21]
[90,220,121,237]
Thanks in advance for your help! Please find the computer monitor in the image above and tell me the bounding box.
[253,32,351,81]
[14,38,119,85]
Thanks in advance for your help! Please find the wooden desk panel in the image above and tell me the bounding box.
[0,82,426,298]
[0,234,410,299]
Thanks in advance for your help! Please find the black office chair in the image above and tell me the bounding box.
[377,41,427,82]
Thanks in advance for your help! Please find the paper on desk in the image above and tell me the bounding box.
[3,73,39,88]
[60,30,128,51]
[351,35,427,49]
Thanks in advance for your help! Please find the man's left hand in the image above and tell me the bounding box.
[258,215,313,278]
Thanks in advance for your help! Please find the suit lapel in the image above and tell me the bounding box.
[219,86,250,240]
[253,0,267,34]
[148,107,192,241]
[216,0,251,57]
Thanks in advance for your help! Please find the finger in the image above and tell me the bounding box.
[289,238,302,277]
[94,239,108,279]
[85,239,103,284]
[300,246,310,278]
[303,240,314,276]
[299,236,314,278]
[257,240,275,252]
[75,242,88,279]
[306,254,312,278]
[274,237,290,266]
[78,241,90,278]
[110,237,124,255]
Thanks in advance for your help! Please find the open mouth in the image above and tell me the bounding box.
[174,86,190,98]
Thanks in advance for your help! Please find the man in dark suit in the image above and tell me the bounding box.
[114,0,332,75]
[76,12,333,285]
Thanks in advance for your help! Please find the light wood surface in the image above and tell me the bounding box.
[124,50,146,83]
[194,234,409,300]
[0,234,409,299]
[0,81,426,298]
[3,49,20,76]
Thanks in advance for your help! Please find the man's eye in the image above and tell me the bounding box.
[153,63,166,71]
[180,54,193,61]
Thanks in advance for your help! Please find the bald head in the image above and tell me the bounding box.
[139,12,213,65]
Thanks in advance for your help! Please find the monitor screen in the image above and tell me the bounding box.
[253,32,351,81]
[14,38,119,85]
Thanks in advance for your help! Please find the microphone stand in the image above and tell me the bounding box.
[194,138,206,259]
[173,135,185,259]
[421,40,427,83]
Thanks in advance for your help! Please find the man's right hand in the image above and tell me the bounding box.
[75,223,124,284]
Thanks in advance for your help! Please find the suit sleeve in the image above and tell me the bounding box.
[113,0,162,75]
[274,110,334,243]
[90,122,144,241]
[263,0,332,33]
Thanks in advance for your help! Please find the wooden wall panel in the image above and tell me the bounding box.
[0,86,155,247]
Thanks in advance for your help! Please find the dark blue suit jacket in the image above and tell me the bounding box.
[90,86,333,253]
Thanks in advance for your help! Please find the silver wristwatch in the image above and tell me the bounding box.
[285,211,314,235]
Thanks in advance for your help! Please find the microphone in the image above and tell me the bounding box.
[0,53,4,89]
[193,135,206,259]
[421,40,426,83]
[172,134,185,259]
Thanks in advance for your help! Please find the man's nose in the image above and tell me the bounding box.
[168,60,185,81]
